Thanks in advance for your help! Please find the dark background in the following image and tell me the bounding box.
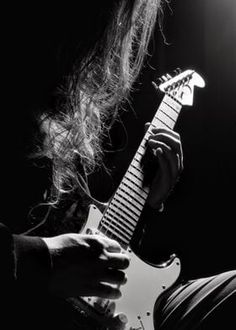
[2,1,235,279]
[90,0,236,279]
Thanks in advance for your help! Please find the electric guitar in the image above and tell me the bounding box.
[62,69,205,329]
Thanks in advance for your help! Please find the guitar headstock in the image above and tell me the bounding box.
[153,69,205,106]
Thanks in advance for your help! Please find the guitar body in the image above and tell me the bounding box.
[78,204,181,330]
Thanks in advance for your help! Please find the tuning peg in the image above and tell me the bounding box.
[157,77,165,84]
[161,75,169,82]
[151,77,164,90]
[174,68,182,75]
[151,81,159,90]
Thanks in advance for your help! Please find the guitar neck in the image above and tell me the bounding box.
[98,94,182,248]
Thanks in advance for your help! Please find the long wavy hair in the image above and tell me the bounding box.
[39,0,162,203]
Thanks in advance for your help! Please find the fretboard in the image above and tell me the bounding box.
[98,94,182,248]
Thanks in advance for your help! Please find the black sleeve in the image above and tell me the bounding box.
[0,223,16,285]
[0,222,52,294]
[13,233,52,293]
[0,223,53,328]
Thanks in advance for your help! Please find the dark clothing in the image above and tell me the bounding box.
[0,223,52,330]
[154,270,236,329]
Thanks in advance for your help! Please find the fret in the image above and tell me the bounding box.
[110,200,139,223]
[99,225,129,245]
[158,109,175,124]
[114,192,142,214]
[116,188,144,210]
[143,133,150,139]
[162,100,179,114]
[148,123,157,129]
[127,168,144,182]
[118,185,145,207]
[153,116,172,129]
[134,154,142,162]
[137,150,144,157]
[131,158,142,168]
[101,219,131,242]
[102,216,133,238]
[141,134,151,144]
[156,112,174,130]
[101,217,132,240]
[120,182,147,204]
[130,163,144,174]
[159,104,179,122]
[123,176,149,194]
[107,209,137,231]
[106,208,136,231]
[139,144,146,151]
[131,158,144,170]
[140,136,151,148]
[113,195,140,217]
[163,95,182,112]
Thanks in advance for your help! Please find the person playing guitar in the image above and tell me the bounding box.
[1,1,235,329]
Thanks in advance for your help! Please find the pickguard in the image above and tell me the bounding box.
[80,204,181,330]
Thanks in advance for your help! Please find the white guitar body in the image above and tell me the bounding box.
[81,204,181,330]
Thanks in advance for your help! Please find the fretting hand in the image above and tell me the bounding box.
[144,124,183,209]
